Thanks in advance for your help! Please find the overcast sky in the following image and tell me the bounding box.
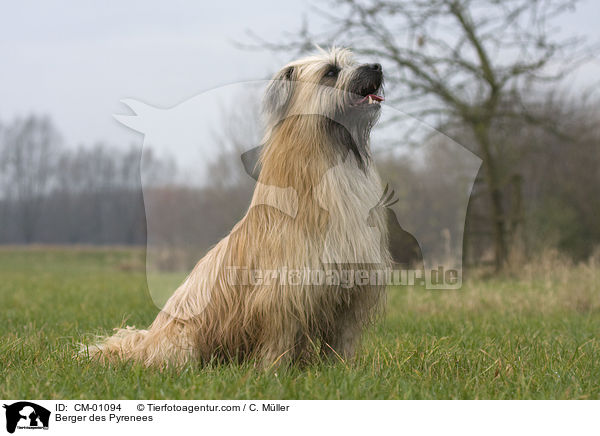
[1,0,599,149]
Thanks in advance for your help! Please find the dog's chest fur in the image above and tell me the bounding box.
[246,151,388,269]
[315,154,388,265]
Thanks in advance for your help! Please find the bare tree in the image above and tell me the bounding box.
[0,115,62,242]
[246,0,597,270]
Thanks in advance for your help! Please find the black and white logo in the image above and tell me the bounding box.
[3,402,50,434]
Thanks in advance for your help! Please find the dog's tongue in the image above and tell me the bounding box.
[358,94,384,104]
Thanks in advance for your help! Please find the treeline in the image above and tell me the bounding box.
[0,115,248,254]
[0,116,158,244]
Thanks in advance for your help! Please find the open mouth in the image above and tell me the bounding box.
[355,93,384,105]
[351,87,384,107]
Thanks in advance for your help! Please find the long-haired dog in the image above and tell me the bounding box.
[87,47,391,367]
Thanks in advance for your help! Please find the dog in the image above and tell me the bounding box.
[86,47,391,367]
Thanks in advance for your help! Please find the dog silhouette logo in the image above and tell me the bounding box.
[116,82,481,293]
[3,402,50,433]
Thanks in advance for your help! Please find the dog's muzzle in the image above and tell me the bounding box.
[349,64,384,108]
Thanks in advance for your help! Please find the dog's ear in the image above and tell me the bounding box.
[264,66,296,122]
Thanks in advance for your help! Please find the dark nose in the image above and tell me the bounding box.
[368,63,382,72]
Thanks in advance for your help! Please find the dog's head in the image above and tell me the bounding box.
[263,47,384,138]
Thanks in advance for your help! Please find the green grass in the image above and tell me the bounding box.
[0,247,599,399]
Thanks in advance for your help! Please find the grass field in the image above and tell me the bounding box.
[0,246,599,399]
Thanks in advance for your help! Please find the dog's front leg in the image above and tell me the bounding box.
[322,314,362,363]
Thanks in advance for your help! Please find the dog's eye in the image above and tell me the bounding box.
[325,67,339,78]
